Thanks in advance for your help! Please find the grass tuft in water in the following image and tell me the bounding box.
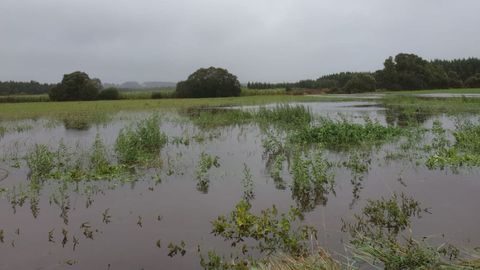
[291,151,335,212]
[26,144,55,180]
[115,115,167,165]
[292,118,403,150]
[195,152,220,193]
[426,121,480,169]
[256,104,312,128]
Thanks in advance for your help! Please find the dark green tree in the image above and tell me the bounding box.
[49,71,102,101]
[176,67,241,98]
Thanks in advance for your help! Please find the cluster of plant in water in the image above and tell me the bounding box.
[291,118,404,150]
[426,120,480,169]
[115,114,167,165]
[200,200,317,269]
[341,193,479,269]
[195,152,221,193]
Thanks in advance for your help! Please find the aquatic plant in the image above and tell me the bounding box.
[453,121,480,153]
[26,144,55,180]
[195,152,220,193]
[339,193,475,269]
[342,193,427,241]
[292,118,403,150]
[290,151,335,212]
[242,164,255,201]
[115,115,167,165]
[426,121,480,169]
[187,107,254,129]
[167,241,187,257]
[211,200,317,258]
[256,104,312,128]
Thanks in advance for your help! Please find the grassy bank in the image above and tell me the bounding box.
[0,95,349,120]
[379,88,480,95]
[382,95,480,113]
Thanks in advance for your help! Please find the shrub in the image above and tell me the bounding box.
[176,67,241,98]
[151,92,163,99]
[343,73,376,93]
[97,87,120,100]
[49,71,102,101]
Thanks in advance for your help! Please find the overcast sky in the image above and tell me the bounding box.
[1,0,479,84]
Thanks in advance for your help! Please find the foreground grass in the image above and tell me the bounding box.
[0,95,350,120]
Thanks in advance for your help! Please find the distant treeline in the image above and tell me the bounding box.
[247,53,480,93]
[0,81,55,95]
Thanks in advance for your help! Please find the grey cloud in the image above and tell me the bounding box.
[1,0,479,83]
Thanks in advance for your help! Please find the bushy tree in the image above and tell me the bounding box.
[97,87,120,100]
[176,67,241,98]
[49,71,102,101]
[375,53,449,90]
[343,74,376,93]
[465,73,480,88]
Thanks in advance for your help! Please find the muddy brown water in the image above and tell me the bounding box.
[0,101,479,270]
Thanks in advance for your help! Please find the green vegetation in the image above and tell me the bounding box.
[292,119,403,150]
[115,115,167,165]
[427,121,480,169]
[0,95,342,120]
[380,88,480,95]
[195,152,220,193]
[382,95,480,114]
[256,105,312,128]
[176,67,241,98]
[290,151,334,211]
[26,138,126,182]
[207,200,317,267]
[339,193,480,269]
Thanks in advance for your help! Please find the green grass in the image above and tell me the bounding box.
[0,95,346,120]
[382,95,480,113]
[378,88,480,95]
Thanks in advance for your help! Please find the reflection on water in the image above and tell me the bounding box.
[0,101,479,269]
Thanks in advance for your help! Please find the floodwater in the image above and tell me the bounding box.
[0,101,479,270]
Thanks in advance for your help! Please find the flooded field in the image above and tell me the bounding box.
[0,99,479,269]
